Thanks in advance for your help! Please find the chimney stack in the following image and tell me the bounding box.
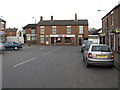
[40,16,43,21]
[51,16,53,21]
[75,13,77,21]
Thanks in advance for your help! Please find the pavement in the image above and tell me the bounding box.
[114,52,120,71]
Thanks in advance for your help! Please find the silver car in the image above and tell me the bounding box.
[83,44,114,68]
[0,43,5,54]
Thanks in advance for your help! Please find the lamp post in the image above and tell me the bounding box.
[97,10,108,12]
[32,17,36,24]
[97,9,108,45]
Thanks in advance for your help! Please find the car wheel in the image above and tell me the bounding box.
[14,47,18,50]
[85,59,90,68]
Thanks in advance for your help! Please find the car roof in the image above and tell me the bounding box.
[91,44,108,47]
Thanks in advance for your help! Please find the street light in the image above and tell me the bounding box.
[97,10,108,12]
[32,17,36,24]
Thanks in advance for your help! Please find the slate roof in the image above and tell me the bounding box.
[0,18,6,23]
[38,20,88,26]
[102,4,120,20]
[6,28,17,32]
[23,24,37,29]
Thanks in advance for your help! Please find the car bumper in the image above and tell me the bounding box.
[87,58,114,66]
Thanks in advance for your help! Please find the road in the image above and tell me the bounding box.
[2,45,118,88]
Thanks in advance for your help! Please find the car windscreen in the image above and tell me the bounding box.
[91,46,111,52]
[82,40,88,44]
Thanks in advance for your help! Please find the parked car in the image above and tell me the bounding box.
[3,42,22,50]
[81,40,93,53]
[0,43,5,54]
[83,44,114,68]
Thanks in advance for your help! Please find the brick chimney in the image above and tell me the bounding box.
[40,16,43,21]
[51,16,53,21]
[75,13,77,21]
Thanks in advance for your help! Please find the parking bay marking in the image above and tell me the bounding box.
[13,57,38,68]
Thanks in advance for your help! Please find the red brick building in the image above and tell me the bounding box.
[36,15,88,45]
[101,3,120,51]
[6,28,18,36]
[23,24,37,44]
[0,18,6,42]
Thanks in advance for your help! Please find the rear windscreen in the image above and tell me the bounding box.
[92,46,111,52]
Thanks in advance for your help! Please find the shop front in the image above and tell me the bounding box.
[49,34,76,45]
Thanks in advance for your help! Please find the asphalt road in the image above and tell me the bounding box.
[2,45,118,88]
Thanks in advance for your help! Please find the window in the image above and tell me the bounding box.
[111,14,114,26]
[1,22,4,30]
[56,37,62,43]
[67,26,71,34]
[31,29,35,34]
[40,35,44,43]
[92,46,111,52]
[65,37,71,43]
[32,36,36,40]
[27,36,31,41]
[79,26,84,34]
[40,26,44,34]
[52,26,56,34]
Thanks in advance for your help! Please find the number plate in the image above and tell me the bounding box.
[97,55,107,58]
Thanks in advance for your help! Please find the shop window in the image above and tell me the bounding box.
[27,36,31,41]
[56,37,62,43]
[32,36,36,40]
[65,37,71,43]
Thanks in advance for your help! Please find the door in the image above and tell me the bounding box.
[79,37,82,45]
[51,37,54,45]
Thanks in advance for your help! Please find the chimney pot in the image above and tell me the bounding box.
[75,13,77,21]
[40,16,43,21]
[51,16,53,21]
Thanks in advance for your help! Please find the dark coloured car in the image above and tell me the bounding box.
[0,43,5,54]
[3,42,22,50]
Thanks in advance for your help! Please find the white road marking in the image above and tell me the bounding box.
[13,57,38,68]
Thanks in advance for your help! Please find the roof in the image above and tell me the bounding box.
[6,28,18,32]
[0,18,6,23]
[38,20,88,26]
[102,4,120,20]
[23,24,37,29]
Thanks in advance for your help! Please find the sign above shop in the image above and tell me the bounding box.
[116,28,120,33]
[50,35,75,37]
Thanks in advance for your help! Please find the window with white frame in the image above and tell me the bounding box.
[52,26,56,34]
[111,14,114,26]
[40,35,44,43]
[40,26,44,34]
[31,29,35,34]
[1,22,4,30]
[67,26,71,34]
[27,36,31,41]
[79,26,84,34]
[32,36,36,40]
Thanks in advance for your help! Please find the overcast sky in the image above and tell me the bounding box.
[0,0,120,30]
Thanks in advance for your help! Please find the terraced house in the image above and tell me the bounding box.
[23,24,37,44]
[0,18,6,42]
[36,14,88,45]
[101,3,120,51]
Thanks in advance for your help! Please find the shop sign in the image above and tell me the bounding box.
[116,29,120,33]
